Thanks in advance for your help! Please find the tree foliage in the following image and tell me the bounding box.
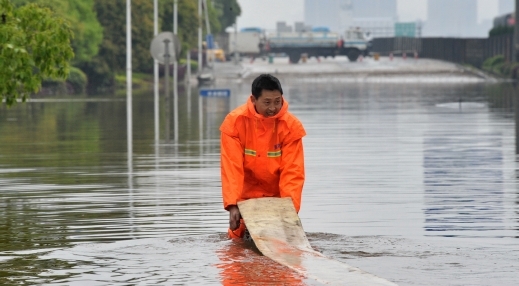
[2,0,241,93]
[160,0,231,53]
[81,0,156,90]
[213,0,241,31]
[160,0,201,56]
[86,0,213,90]
[0,0,74,106]
[489,26,514,37]
[11,0,103,65]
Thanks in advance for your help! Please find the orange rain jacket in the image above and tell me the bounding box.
[220,96,306,212]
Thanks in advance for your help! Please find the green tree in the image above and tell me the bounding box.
[160,0,200,56]
[213,0,241,31]
[11,0,103,66]
[0,0,74,106]
[206,0,222,34]
[82,0,156,90]
[160,0,223,51]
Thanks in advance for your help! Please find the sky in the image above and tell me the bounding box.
[235,0,500,30]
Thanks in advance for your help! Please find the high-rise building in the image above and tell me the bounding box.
[351,0,397,19]
[304,0,398,37]
[351,0,398,38]
[498,0,514,15]
[304,0,353,33]
[425,0,479,37]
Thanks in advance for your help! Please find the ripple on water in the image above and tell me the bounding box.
[34,234,314,286]
[1,233,515,286]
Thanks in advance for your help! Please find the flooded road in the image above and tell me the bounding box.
[1,79,518,285]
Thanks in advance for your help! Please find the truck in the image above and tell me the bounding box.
[227,27,265,59]
[265,28,369,63]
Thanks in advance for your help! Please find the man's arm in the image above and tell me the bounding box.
[220,132,244,229]
[279,138,305,212]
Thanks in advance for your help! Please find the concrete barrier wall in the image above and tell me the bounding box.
[372,34,514,67]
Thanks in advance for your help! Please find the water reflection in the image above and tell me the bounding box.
[127,85,135,238]
[216,240,307,285]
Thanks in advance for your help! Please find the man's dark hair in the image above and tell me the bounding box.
[251,74,283,99]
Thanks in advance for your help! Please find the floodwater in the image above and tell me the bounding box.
[1,78,518,285]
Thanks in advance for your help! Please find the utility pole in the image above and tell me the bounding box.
[515,0,519,154]
[153,0,159,144]
[515,0,519,61]
[203,0,212,69]
[198,0,202,75]
[126,0,132,156]
[173,0,178,142]
[233,22,238,65]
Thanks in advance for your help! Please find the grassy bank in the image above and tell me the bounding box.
[481,55,519,79]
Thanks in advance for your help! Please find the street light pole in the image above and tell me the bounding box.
[203,0,213,69]
[154,0,159,144]
[198,0,202,74]
[234,22,238,65]
[173,0,178,142]
[515,0,519,61]
[126,0,132,155]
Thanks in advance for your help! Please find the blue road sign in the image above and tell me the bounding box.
[206,34,214,49]
[199,89,231,97]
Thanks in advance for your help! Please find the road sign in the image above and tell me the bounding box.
[206,34,215,49]
[150,32,181,65]
[199,89,231,97]
[395,22,416,38]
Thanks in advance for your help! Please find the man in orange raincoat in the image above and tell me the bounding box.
[220,74,306,239]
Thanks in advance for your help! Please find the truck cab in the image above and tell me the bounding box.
[341,28,369,61]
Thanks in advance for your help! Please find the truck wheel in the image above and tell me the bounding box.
[347,50,360,62]
[289,53,300,64]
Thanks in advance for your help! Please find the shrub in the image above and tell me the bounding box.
[481,55,519,78]
[179,58,198,73]
[482,55,505,75]
[482,55,505,70]
[489,26,514,37]
[67,67,88,94]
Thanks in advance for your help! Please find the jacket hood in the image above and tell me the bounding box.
[246,95,289,120]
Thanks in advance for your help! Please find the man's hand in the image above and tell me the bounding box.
[228,205,241,230]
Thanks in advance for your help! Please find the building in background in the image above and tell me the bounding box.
[304,0,399,38]
[351,0,397,38]
[424,0,481,38]
[294,22,312,33]
[351,0,397,19]
[276,22,292,33]
[304,0,353,33]
[493,0,514,32]
[499,0,514,14]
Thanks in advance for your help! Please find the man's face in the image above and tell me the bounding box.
[251,90,283,117]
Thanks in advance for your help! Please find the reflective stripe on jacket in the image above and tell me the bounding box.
[220,96,306,212]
